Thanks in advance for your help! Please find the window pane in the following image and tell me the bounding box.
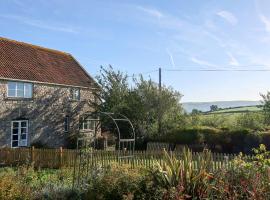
[12,141,18,147]
[21,121,27,127]
[21,134,26,140]
[24,83,32,98]
[72,89,80,100]
[12,135,18,140]
[12,129,18,134]
[17,89,24,97]
[16,83,24,97]
[13,122,19,128]
[87,120,92,129]
[8,89,16,97]
[17,83,24,91]
[83,122,87,130]
[8,82,16,90]
[64,116,69,132]
[8,82,16,97]
[21,128,27,134]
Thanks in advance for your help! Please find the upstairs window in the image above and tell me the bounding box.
[7,82,33,98]
[71,88,80,101]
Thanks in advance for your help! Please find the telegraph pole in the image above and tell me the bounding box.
[158,67,162,135]
[159,67,161,91]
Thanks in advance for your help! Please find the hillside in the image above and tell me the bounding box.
[182,100,261,113]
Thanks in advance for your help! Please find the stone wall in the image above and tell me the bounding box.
[0,80,97,148]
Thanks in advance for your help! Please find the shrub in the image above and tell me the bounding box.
[86,164,145,200]
[85,164,167,200]
[149,127,270,153]
[0,168,32,200]
[235,113,264,130]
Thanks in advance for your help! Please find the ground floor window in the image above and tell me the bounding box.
[80,117,95,131]
[64,115,70,132]
[11,120,28,147]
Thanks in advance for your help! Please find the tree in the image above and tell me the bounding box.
[191,109,202,115]
[95,66,184,138]
[210,105,218,112]
[133,75,184,136]
[261,92,270,125]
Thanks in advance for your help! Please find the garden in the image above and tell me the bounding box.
[1,145,270,200]
[2,66,270,200]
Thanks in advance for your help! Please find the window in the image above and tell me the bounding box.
[7,82,33,98]
[71,88,80,100]
[80,117,95,131]
[11,120,28,147]
[64,116,70,132]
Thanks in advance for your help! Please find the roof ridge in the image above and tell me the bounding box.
[0,36,69,56]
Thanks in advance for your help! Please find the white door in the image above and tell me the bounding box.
[11,120,28,147]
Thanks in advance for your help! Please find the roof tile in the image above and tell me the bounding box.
[0,37,97,88]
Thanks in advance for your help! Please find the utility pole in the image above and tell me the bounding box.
[159,67,161,91]
[158,67,162,135]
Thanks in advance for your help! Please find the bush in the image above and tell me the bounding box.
[0,168,32,200]
[85,164,167,200]
[235,113,264,130]
[149,127,270,153]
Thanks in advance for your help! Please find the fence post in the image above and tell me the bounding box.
[59,147,63,168]
[31,146,35,167]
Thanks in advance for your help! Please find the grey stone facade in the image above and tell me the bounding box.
[0,80,97,148]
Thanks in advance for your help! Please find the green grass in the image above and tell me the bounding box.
[206,105,262,114]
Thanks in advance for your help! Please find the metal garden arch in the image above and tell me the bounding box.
[78,111,136,158]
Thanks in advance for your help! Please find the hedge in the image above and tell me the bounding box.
[149,127,270,154]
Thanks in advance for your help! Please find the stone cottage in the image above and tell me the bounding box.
[0,37,100,148]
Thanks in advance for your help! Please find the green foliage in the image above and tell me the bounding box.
[151,148,213,199]
[199,114,230,128]
[212,144,270,199]
[210,105,219,112]
[235,112,264,130]
[191,109,202,115]
[0,166,75,200]
[0,168,32,200]
[261,91,270,125]
[95,66,184,139]
[150,127,270,153]
[86,164,165,200]
[1,146,270,199]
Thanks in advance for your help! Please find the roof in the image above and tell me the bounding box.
[0,37,98,88]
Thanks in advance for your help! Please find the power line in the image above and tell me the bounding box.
[127,66,270,79]
[164,68,270,72]
[127,69,158,77]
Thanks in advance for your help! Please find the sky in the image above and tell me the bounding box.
[1,0,270,102]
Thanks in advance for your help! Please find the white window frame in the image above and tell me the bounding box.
[64,116,70,132]
[71,88,80,101]
[11,120,29,148]
[80,117,95,131]
[7,81,33,98]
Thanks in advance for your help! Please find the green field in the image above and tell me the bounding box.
[205,105,262,114]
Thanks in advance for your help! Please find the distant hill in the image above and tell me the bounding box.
[182,101,262,113]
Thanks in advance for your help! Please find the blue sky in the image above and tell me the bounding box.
[1,0,270,102]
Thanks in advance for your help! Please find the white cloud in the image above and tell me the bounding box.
[0,14,79,33]
[136,6,163,19]
[166,48,175,68]
[216,10,238,25]
[136,6,182,30]
[259,14,270,33]
[190,56,218,69]
[226,52,240,66]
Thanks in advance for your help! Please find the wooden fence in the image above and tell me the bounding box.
[0,147,238,170]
